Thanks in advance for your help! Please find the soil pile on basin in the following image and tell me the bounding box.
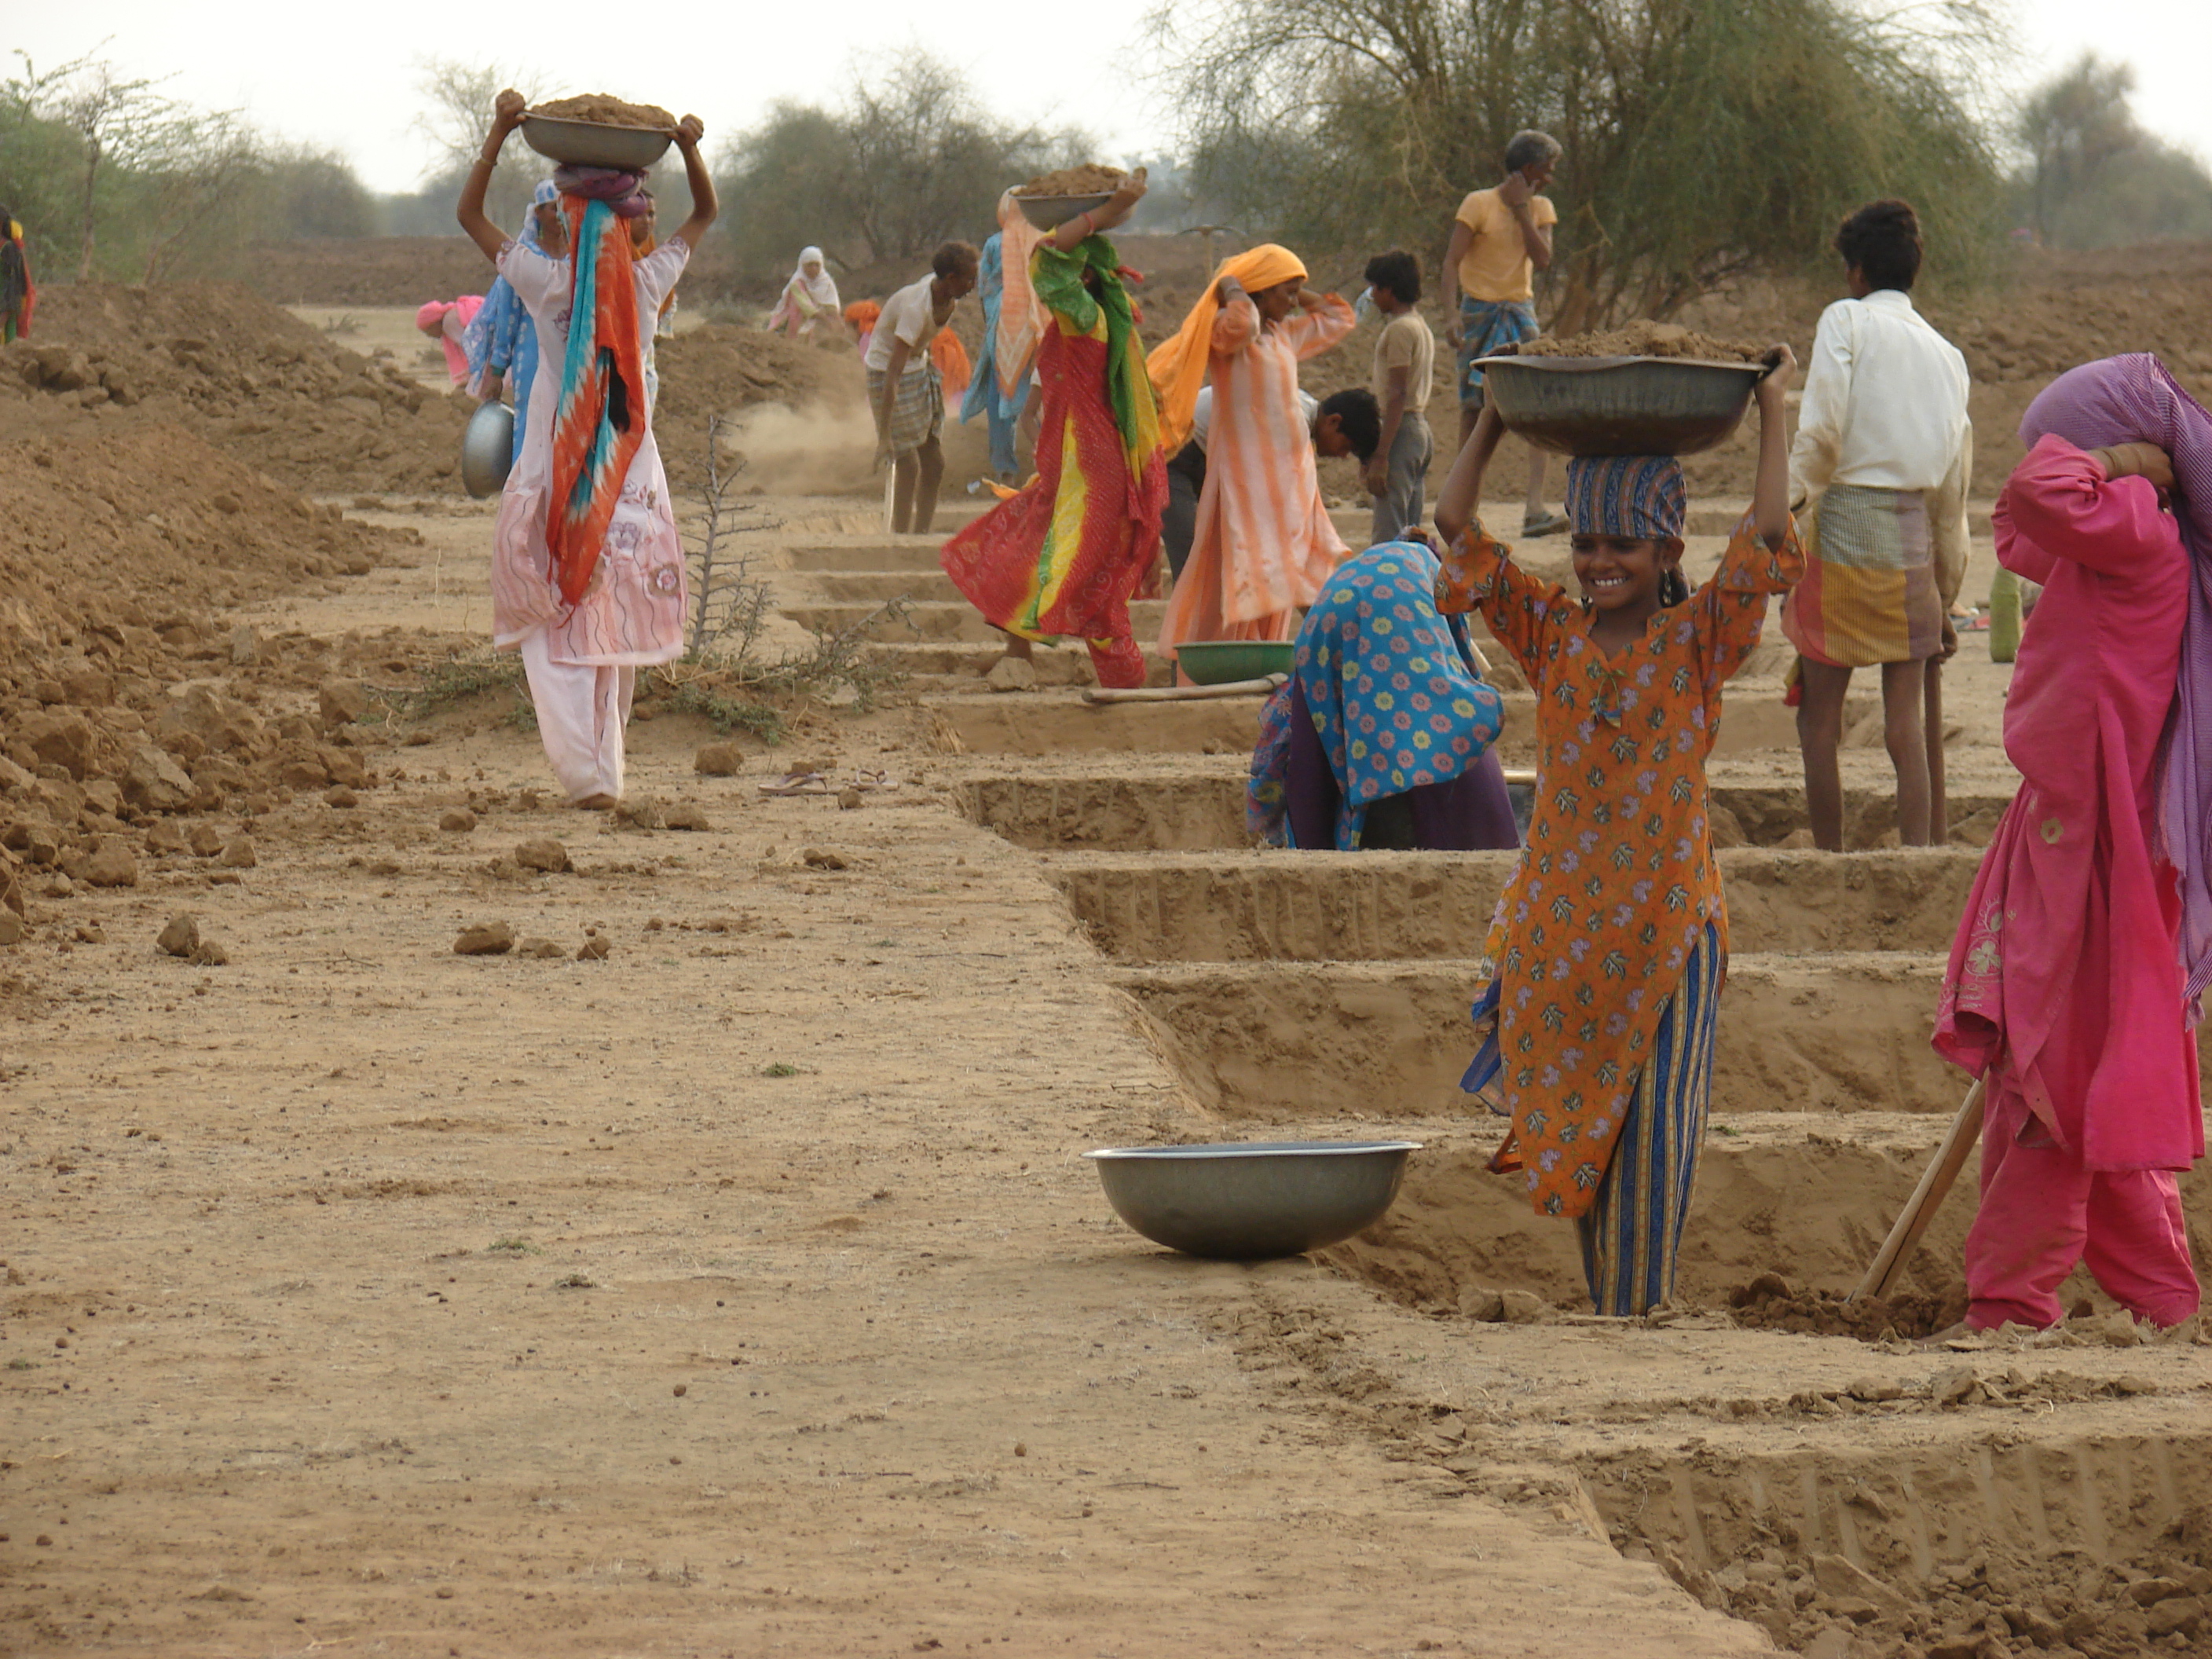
[0,423,416,841]
[533,94,676,128]
[1015,165,1126,197]
[0,283,471,495]
[1516,321,1768,362]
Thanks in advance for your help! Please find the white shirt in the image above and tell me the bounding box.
[1191,385,1319,452]
[1790,289,1975,604]
[863,275,943,374]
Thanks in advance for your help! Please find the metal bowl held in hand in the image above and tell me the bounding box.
[1476,354,1769,458]
[519,115,672,171]
[460,401,515,500]
[1085,1140,1419,1261]
[1013,192,1115,233]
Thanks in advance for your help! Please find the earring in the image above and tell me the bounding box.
[1578,593,1594,613]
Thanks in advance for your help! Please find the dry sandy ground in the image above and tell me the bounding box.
[1,496,1767,1657]
[8,487,2212,1659]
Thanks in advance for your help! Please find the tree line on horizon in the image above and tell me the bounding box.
[4,20,2212,320]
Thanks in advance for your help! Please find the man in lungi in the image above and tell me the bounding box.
[1783,199,1973,850]
[868,241,980,534]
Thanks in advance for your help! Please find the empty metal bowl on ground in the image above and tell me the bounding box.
[460,401,515,500]
[1013,192,1115,233]
[1085,1140,1421,1260]
[519,115,672,172]
[1174,640,1296,685]
[1474,353,1770,457]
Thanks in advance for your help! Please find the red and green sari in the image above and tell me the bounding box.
[940,236,1166,688]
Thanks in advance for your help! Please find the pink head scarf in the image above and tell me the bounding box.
[2021,353,2212,1002]
[417,296,484,386]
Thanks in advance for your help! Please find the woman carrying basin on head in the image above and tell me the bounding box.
[1428,350,1803,1316]
[939,170,1166,690]
[456,89,717,809]
[1932,355,2207,1334]
[1148,244,1357,652]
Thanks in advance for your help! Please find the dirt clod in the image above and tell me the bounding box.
[514,838,570,873]
[516,937,564,959]
[157,914,201,958]
[82,848,139,888]
[576,929,610,962]
[454,921,515,957]
[324,786,360,809]
[694,743,743,777]
[439,808,478,833]
[664,805,710,831]
[218,837,258,870]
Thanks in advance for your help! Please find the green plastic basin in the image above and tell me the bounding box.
[1174,641,1295,685]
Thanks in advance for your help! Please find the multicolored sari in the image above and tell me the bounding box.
[546,196,646,610]
[940,235,1166,688]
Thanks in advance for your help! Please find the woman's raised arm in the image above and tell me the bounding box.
[456,90,528,263]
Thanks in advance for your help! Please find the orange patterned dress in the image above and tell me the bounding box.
[1433,514,1804,1216]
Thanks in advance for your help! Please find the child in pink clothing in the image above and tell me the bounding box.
[1933,354,2207,1330]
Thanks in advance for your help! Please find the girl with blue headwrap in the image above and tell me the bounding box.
[463,179,560,467]
[1429,350,1804,1315]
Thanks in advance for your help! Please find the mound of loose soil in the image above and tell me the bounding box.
[0,423,417,850]
[1725,1270,1962,1341]
[533,94,675,129]
[1516,320,1768,361]
[652,322,864,490]
[2,283,474,496]
[1015,165,1126,197]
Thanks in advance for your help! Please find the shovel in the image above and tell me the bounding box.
[1850,1077,1985,1302]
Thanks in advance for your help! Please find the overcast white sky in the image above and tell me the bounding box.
[11,1,2212,196]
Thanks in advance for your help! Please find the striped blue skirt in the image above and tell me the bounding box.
[1465,920,1723,1316]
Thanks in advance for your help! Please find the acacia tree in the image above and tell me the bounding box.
[411,57,552,229]
[718,53,1088,284]
[2013,53,2212,247]
[1151,0,2005,330]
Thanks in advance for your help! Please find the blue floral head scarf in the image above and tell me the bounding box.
[1248,540,1506,848]
[1563,454,1686,540]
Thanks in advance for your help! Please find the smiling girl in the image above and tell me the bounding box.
[1428,349,1802,1314]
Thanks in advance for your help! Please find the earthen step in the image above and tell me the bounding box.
[778,541,947,573]
[864,642,1176,689]
[1108,952,2002,1121]
[958,765,2017,854]
[1050,846,1984,962]
[925,684,1871,761]
[784,600,1171,644]
[811,570,964,603]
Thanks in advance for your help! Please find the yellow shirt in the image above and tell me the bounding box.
[1454,189,1557,304]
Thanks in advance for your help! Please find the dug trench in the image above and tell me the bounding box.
[881,511,2212,1659]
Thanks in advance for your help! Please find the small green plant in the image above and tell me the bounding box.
[552,1272,595,1290]
[659,677,784,743]
[6,1357,35,1371]
[486,1237,541,1255]
[392,651,533,727]
[761,1062,800,1078]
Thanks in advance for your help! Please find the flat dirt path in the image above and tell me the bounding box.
[1,499,1767,1655]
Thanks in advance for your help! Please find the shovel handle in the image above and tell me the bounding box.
[1851,1077,1986,1303]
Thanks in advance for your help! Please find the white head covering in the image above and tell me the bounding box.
[790,246,840,309]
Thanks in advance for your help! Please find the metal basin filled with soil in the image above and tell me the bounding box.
[1085,1140,1419,1260]
[1475,354,1771,457]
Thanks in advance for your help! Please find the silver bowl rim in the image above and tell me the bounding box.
[1085,1140,1422,1160]
[1474,352,1771,377]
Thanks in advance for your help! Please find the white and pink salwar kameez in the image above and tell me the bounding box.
[490,237,690,802]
